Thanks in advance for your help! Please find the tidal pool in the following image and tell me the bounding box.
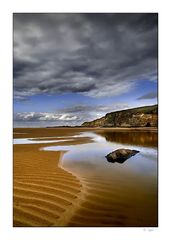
[14,129,158,226]
[43,130,158,226]
[44,131,157,181]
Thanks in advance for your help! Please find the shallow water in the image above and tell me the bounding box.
[44,131,157,181]
[14,129,158,226]
[13,135,78,144]
[44,130,157,226]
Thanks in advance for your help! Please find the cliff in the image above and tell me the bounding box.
[81,105,158,128]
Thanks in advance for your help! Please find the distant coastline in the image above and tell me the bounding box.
[14,104,158,129]
[81,104,158,128]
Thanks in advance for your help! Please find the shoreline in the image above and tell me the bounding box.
[55,150,88,226]
[13,128,157,227]
[14,127,157,130]
[13,129,91,226]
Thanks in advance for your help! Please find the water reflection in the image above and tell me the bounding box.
[106,157,128,164]
[13,138,72,144]
[96,130,157,148]
[44,131,157,179]
[43,130,158,226]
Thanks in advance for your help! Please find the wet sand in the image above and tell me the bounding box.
[13,127,157,227]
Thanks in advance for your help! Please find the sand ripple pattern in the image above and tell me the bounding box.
[67,175,157,227]
[14,143,82,227]
[14,128,157,227]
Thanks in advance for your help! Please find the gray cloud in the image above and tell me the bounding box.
[137,91,157,100]
[14,112,79,122]
[58,102,130,114]
[14,13,158,100]
[14,102,130,126]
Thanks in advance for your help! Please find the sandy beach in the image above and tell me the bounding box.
[13,13,158,229]
[13,127,157,227]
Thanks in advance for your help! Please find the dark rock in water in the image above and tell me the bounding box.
[105,148,139,163]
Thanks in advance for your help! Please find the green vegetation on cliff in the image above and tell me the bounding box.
[82,105,158,128]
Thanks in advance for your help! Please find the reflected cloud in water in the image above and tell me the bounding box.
[43,131,157,180]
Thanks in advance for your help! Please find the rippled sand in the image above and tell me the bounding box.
[13,127,157,227]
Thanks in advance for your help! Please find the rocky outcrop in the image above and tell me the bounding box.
[82,105,158,128]
[105,148,139,163]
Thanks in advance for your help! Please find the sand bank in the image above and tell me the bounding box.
[14,128,92,226]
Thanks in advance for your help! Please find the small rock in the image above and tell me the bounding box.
[105,148,139,163]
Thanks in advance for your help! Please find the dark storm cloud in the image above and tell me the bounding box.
[14,13,158,100]
[137,91,157,100]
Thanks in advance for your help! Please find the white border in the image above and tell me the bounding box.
[0,0,170,239]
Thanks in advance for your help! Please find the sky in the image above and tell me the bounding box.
[13,13,158,127]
